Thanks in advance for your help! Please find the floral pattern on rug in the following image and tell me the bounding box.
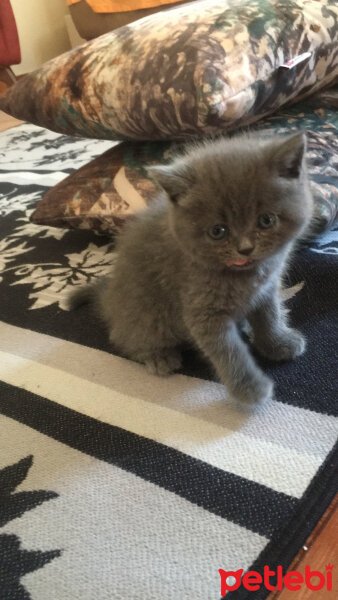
[0,204,115,310]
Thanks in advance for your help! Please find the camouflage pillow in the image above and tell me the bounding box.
[31,93,338,237]
[1,0,338,141]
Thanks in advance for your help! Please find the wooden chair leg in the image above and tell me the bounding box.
[0,66,17,94]
[0,66,17,83]
[6,66,17,83]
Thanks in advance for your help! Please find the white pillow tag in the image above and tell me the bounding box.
[280,52,312,69]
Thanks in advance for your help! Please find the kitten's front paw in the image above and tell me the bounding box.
[256,328,306,362]
[233,373,274,405]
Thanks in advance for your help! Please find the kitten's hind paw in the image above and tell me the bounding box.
[255,328,306,362]
[141,349,182,377]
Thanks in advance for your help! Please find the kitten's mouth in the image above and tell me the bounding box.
[225,258,254,269]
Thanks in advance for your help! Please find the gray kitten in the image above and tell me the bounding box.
[69,132,313,404]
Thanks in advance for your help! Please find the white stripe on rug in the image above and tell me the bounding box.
[0,171,68,186]
[0,321,336,498]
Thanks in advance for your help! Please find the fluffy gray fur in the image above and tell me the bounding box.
[69,132,313,403]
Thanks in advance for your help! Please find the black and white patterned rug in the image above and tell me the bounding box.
[0,124,337,600]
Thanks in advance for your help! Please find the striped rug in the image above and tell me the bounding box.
[0,124,337,600]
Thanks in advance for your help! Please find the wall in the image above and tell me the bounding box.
[11,0,71,75]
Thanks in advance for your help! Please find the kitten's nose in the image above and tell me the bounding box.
[237,238,254,255]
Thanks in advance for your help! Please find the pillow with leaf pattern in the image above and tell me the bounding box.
[1,0,337,141]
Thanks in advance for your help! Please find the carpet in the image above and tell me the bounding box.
[0,123,337,600]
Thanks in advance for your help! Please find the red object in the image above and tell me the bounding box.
[0,0,21,66]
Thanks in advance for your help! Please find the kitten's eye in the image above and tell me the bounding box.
[258,213,276,229]
[208,224,229,240]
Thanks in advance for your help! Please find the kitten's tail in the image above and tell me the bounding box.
[66,284,96,310]
[67,278,109,311]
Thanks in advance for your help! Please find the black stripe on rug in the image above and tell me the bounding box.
[0,380,297,540]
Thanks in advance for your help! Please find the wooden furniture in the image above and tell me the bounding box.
[69,0,186,40]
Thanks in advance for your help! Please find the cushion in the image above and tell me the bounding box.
[1,0,337,141]
[31,141,175,233]
[30,91,338,236]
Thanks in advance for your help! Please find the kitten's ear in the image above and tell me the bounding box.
[147,164,192,203]
[270,132,307,179]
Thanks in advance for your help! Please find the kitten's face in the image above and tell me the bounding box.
[150,133,313,271]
